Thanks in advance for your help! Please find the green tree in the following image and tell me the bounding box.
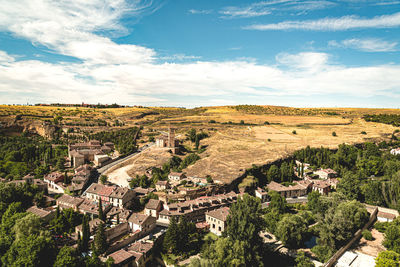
[268,191,287,214]
[276,214,308,248]
[195,134,200,150]
[375,250,400,267]
[383,224,400,253]
[267,165,280,182]
[79,215,90,253]
[295,251,315,267]
[99,175,108,184]
[94,223,107,255]
[13,213,42,241]
[98,198,105,222]
[2,234,56,267]
[54,246,79,267]
[163,216,179,254]
[223,194,265,266]
[337,172,361,200]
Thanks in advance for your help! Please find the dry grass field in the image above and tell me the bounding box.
[1,104,399,185]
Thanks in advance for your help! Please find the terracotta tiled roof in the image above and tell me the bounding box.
[109,187,130,199]
[128,213,152,226]
[108,249,135,265]
[57,194,84,207]
[27,206,53,218]
[128,241,153,254]
[145,199,161,210]
[206,206,230,222]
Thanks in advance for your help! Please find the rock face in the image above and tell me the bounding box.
[0,117,58,139]
[24,121,58,139]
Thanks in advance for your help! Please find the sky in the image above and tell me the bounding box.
[0,0,399,108]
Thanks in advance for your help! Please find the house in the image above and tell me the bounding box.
[78,199,103,217]
[157,192,240,225]
[108,249,136,267]
[314,168,338,179]
[94,154,110,167]
[56,194,84,211]
[128,213,156,234]
[206,207,230,236]
[75,218,103,236]
[255,187,269,203]
[311,180,331,195]
[109,187,135,209]
[144,199,162,218]
[106,207,132,224]
[68,140,114,168]
[390,148,400,155]
[168,172,186,182]
[132,187,155,198]
[43,172,65,191]
[155,180,169,191]
[267,181,310,198]
[27,206,56,222]
[127,241,154,266]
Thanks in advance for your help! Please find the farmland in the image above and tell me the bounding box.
[1,104,399,184]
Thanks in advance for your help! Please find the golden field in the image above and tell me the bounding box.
[1,105,399,184]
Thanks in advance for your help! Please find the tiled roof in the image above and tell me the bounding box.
[108,249,135,265]
[128,213,152,226]
[109,187,130,199]
[57,194,84,207]
[206,206,230,222]
[27,206,53,218]
[145,199,161,210]
[128,241,153,254]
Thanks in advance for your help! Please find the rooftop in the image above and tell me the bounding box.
[206,206,230,222]
[145,199,161,210]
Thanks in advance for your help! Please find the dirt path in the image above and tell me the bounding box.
[106,164,132,188]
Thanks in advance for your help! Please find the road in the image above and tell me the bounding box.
[97,143,154,174]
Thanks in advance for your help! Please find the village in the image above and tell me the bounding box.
[2,126,399,267]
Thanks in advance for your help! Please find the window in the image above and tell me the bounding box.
[218,226,221,231]
[212,224,215,229]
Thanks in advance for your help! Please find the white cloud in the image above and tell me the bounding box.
[159,54,202,61]
[0,0,400,106]
[244,12,400,30]
[188,9,212,14]
[0,51,14,63]
[329,38,397,52]
[220,1,335,18]
[276,52,330,72]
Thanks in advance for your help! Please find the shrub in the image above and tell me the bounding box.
[264,121,270,125]
[292,130,297,135]
[240,120,245,125]
[332,132,337,137]
[361,131,367,135]
[267,139,271,142]
[209,120,216,123]
[362,230,373,241]
[375,222,390,233]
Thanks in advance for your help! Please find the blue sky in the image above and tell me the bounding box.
[0,0,399,108]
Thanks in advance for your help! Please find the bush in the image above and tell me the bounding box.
[332,132,337,137]
[264,121,270,125]
[292,130,297,135]
[240,120,245,125]
[375,222,390,233]
[361,131,367,135]
[267,139,271,142]
[362,230,373,241]
[209,120,216,123]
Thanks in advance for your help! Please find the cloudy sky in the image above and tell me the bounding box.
[0,0,399,108]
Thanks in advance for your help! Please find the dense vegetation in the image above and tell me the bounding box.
[89,127,140,155]
[364,114,400,127]
[0,135,67,179]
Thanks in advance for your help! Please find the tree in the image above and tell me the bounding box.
[54,246,80,267]
[295,251,315,267]
[163,216,179,254]
[94,223,107,255]
[332,132,337,137]
[13,213,42,241]
[79,215,90,253]
[307,191,321,212]
[337,172,361,200]
[375,250,400,267]
[195,134,200,150]
[2,234,56,267]
[99,175,108,184]
[276,214,308,248]
[188,129,197,142]
[268,191,286,214]
[98,198,105,222]
[383,224,400,253]
[223,194,265,266]
[267,165,280,182]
